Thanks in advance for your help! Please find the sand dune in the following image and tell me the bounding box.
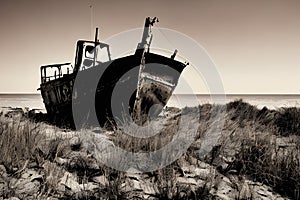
[0,100,299,199]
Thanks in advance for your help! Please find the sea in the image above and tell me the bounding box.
[0,94,300,112]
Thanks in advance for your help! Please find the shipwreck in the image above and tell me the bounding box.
[38,17,188,128]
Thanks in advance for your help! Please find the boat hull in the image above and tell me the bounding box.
[40,52,186,129]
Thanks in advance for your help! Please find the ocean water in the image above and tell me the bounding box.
[0,94,300,112]
[0,94,45,111]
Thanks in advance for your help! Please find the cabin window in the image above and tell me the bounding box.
[97,46,110,62]
[86,45,110,62]
[80,44,110,71]
[85,46,95,59]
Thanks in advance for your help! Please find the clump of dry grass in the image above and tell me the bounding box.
[210,100,300,199]
[227,99,300,136]
[41,161,65,197]
[232,133,300,199]
[0,116,45,172]
[275,107,300,136]
[112,115,180,153]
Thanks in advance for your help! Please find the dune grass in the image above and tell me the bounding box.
[235,134,300,199]
[213,100,300,199]
[0,115,45,172]
[1,100,300,199]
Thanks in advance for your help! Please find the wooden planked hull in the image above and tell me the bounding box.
[40,52,186,129]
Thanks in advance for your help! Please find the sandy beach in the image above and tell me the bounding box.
[0,100,299,199]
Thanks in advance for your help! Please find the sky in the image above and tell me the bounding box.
[0,0,300,94]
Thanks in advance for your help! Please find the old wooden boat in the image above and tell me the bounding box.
[38,17,188,128]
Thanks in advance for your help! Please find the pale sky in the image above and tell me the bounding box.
[1,0,300,94]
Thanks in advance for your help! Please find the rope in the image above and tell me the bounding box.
[156,24,177,50]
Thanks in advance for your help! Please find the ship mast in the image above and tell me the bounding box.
[135,17,158,55]
[93,27,98,67]
[133,17,158,124]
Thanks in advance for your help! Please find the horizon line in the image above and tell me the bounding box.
[1,92,300,96]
